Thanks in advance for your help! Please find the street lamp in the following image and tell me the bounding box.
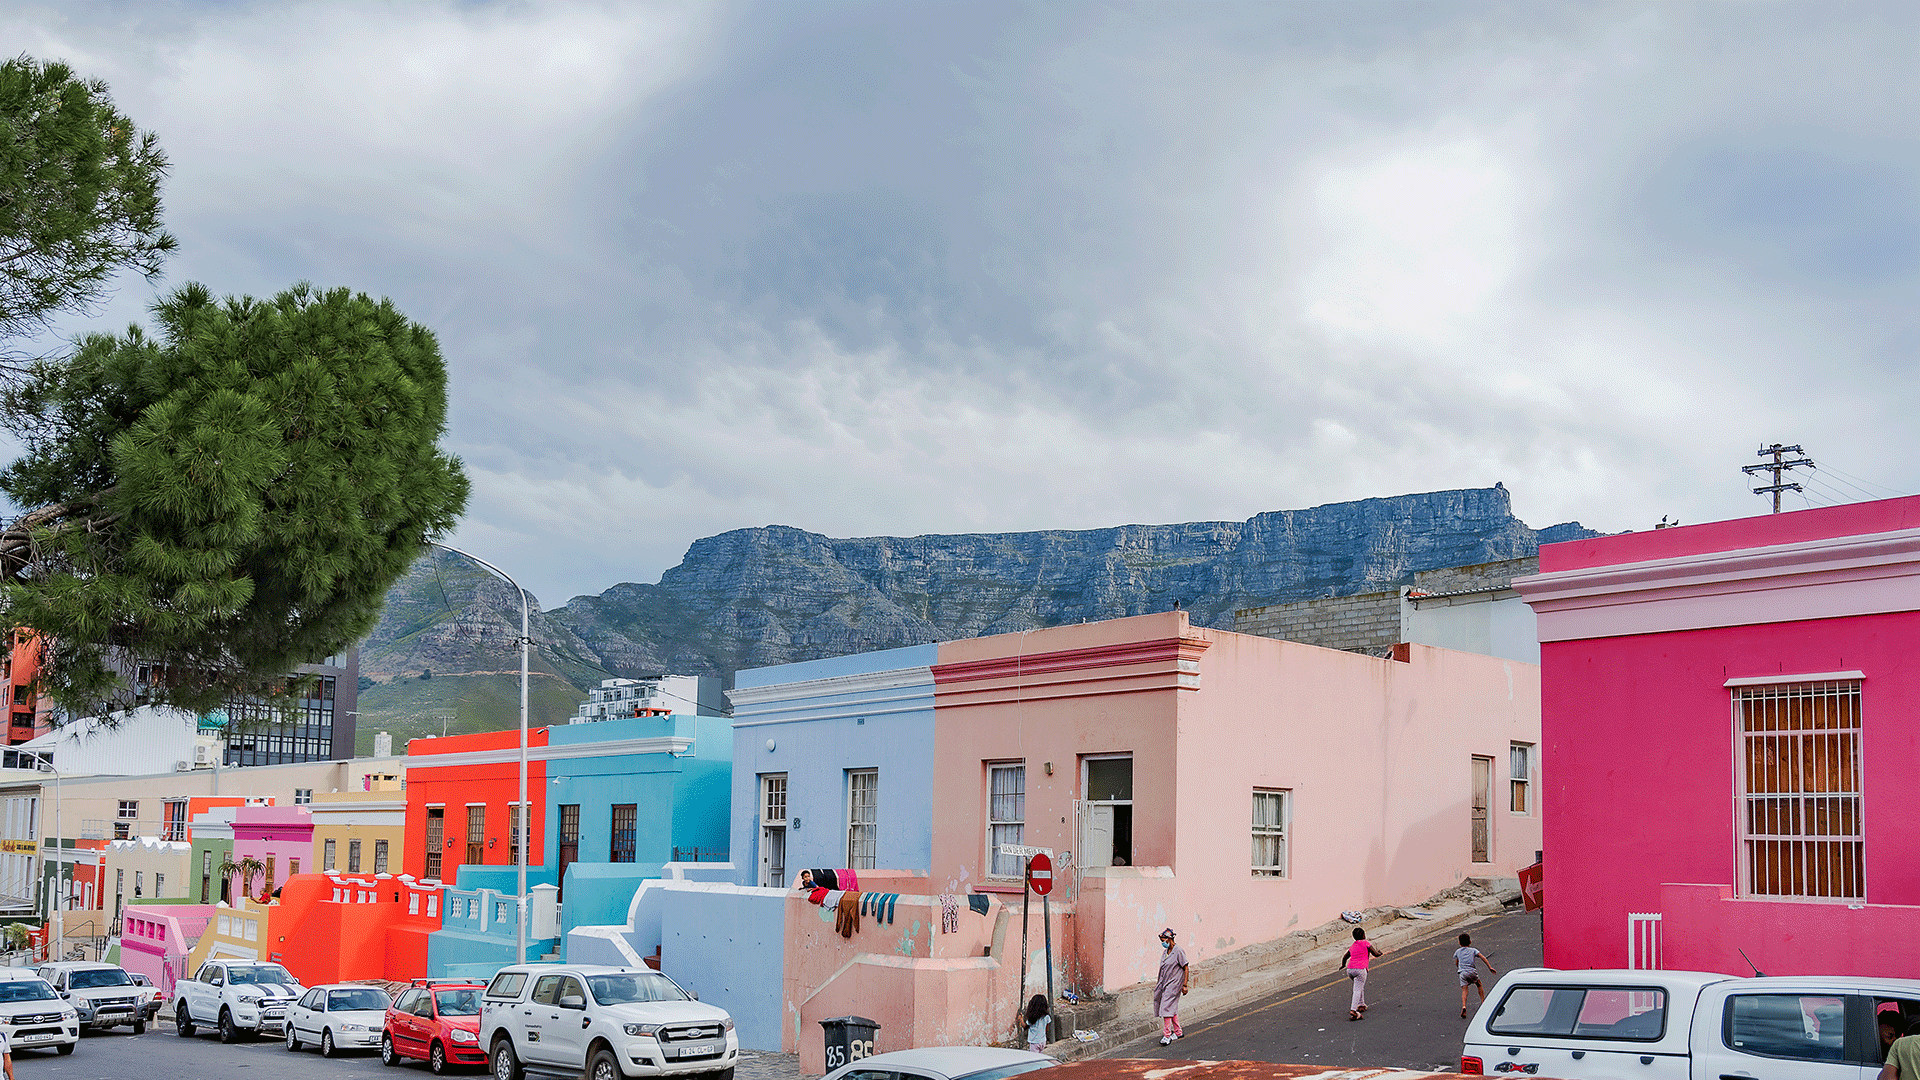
[430,542,532,965]
[34,755,63,963]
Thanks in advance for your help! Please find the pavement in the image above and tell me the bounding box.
[1108,909,1544,1072]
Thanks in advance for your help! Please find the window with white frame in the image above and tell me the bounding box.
[1737,679,1863,900]
[988,763,1026,878]
[846,769,878,870]
[117,800,137,819]
[1251,789,1289,877]
[1510,743,1534,814]
[294,789,313,805]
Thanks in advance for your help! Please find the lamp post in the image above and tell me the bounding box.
[431,542,531,965]
[35,756,63,962]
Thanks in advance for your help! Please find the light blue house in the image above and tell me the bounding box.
[424,712,734,973]
[727,644,937,887]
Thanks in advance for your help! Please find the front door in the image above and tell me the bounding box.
[760,774,788,888]
[1472,755,1493,862]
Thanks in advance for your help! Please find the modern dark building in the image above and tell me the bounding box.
[222,650,361,766]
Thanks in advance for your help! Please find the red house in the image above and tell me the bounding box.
[1515,496,1920,976]
[402,728,549,884]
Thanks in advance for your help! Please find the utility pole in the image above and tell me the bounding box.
[1742,443,1813,513]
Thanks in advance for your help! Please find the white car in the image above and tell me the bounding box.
[175,958,304,1042]
[822,1047,1057,1080]
[481,964,738,1080]
[285,983,392,1058]
[36,961,149,1033]
[0,969,80,1056]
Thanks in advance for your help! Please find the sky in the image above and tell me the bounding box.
[5,1,1917,607]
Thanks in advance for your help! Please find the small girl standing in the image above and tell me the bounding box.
[1024,994,1051,1053]
[1345,926,1384,1021]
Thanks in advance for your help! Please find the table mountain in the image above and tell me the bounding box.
[354,484,1593,745]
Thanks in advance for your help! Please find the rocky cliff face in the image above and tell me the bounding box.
[359,486,1593,714]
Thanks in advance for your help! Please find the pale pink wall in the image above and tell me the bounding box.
[1659,884,1920,978]
[931,613,1542,994]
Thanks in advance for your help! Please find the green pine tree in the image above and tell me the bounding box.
[0,55,175,357]
[0,282,470,719]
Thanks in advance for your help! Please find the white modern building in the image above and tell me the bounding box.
[571,675,725,723]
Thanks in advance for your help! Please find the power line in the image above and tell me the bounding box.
[1818,461,1910,499]
[1742,443,1814,513]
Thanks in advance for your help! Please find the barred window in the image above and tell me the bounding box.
[1737,679,1863,899]
[1252,789,1289,877]
[846,770,878,870]
[988,764,1026,878]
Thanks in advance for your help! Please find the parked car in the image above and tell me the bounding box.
[822,1048,1057,1080]
[1462,968,1920,1080]
[0,968,79,1056]
[285,983,392,1058]
[127,972,163,1022]
[383,979,487,1074]
[175,958,304,1043]
[481,964,738,1080]
[36,961,150,1033]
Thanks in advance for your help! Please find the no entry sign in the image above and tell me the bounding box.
[1026,852,1053,896]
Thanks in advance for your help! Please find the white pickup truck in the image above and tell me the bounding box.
[174,959,305,1044]
[1464,969,1920,1080]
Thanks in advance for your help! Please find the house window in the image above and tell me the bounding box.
[118,800,138,819]
[509,804,526,863]
[466,806,485,866]
[987,763,1026,878]
[201,850,212,903]
[287,859,298,878]
[162,799,189,842]
[135,870,144,897]
[1510,743,1534,814]
[1738,679,1863,899]
[424,808,444,880]
[294,789,313,805]
[348,839,363,873]
[154,872,163,897]
[610,805,637,863]
[323,838,337,871]
[1252,789,1289,877]
[846,769,878,870]
[374,840,389,874]
[264,856,275,895]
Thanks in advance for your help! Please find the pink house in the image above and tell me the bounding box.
[119,903,214,1002]
[1514,496,1920,976]
[230,805,315,900]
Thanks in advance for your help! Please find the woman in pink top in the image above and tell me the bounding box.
[1345,926,1384,1020]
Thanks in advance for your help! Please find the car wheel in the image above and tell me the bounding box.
[56,1041,75,1055]
[492,1037,524,1080]
[321,1029,339,1058]
[176,1003,196,1037]
[218,1008,240,1044]
[287,1023,302,1051]
[709,1069,734,1080]
[429,1041,449,1075]
[589,1047,623,1080]
[382,1033,400,1066]
[134,1015,147,1035]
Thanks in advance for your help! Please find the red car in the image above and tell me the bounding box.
[381,980,486,1073]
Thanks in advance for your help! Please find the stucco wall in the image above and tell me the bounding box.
[658,884,789,1051]
[730,644,939,885]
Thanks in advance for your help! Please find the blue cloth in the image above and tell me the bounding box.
[967,894,990,916]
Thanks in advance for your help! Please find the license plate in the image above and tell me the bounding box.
[673,1044,715,1058]
[20,1033,56,1042]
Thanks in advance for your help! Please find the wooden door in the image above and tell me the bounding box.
[1472,755,1493,862]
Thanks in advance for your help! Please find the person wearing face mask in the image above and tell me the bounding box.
[1155,928,1189,1045]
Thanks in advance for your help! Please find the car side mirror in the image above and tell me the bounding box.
[691,991,699,1001]
[559,995,585,1010]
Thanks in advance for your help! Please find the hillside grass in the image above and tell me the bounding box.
[353,672,585,755]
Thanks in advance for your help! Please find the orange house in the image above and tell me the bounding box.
[265,872,445,983]
[403,729,550,884]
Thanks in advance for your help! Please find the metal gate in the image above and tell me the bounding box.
[1628,912,1662,970]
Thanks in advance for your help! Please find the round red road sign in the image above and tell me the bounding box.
[1026,852,1053,896]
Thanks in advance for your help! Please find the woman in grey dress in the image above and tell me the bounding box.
[1155,928,1189,1045]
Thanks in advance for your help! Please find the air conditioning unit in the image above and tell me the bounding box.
[192,745,214,765]
[173,760,192,772]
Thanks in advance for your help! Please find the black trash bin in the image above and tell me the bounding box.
[820,1015,881,1072]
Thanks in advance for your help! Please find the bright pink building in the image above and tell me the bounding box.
[1515,496,1920,976]
[230,805,315,900]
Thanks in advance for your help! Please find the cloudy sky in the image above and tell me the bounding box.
[6,2,1917,606]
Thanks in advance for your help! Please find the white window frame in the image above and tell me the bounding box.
[846,769,878,871]
[987,762,1026,879]
[759,773,789,889]
[1509,742,1534,815]
[1251,789,1289,877]
[1735,678,1864,901]
[117,800,138,820]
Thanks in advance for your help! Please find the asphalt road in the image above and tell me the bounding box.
[1123,909,1544,1072]
[6,1023,421,1079]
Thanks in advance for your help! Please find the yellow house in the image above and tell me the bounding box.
[308,784,405,878]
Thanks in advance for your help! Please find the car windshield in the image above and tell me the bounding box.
[956,1062,1058,1080]
[586,973,691,1005]
[329,989,391,1012]
[228,965,296,986]
[69,969,133,989]
[435,989,481,1016]
[0,981,57,1002]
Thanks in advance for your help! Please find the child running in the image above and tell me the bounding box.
[1456,933,1497,1017]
